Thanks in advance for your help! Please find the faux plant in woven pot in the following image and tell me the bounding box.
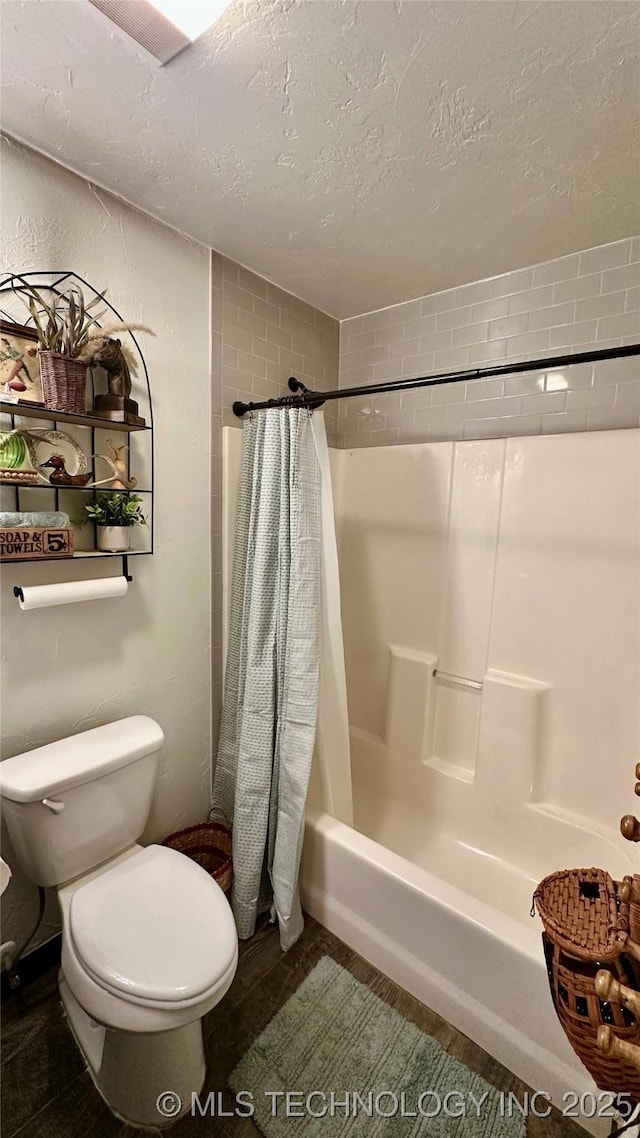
[83,491,147,553]
[23,284,109,414]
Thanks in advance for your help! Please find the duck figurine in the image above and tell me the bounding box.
[40,454,94,487]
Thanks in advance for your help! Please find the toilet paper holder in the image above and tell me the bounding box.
[13,554,133,605]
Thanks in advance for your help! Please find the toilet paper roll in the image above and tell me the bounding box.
[16,576,128,610]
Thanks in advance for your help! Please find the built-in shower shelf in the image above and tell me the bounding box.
[423,755,475,784]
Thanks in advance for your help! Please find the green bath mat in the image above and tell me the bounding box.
[230,956,526,1137]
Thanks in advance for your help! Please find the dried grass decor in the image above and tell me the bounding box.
[22,283,153,415]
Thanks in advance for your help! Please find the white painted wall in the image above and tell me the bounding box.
[0,139,212,950]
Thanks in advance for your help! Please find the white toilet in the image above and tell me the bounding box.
[0,716,238,1128]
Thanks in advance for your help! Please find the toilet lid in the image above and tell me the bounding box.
[69,845,237,1004]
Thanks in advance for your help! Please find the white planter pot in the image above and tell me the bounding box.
[97,526,131,553]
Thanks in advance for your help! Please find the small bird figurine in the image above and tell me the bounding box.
[40,454,94,486]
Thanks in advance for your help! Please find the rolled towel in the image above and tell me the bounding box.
[0,511,71,528]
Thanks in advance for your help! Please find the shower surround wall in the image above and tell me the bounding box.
[331,430,639,847]
[338,236,640,447]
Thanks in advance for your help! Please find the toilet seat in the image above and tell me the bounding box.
[69,845,237,1009]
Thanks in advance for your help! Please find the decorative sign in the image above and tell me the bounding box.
[0,527,74,560]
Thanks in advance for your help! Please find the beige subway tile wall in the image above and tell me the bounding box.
[211,251,340,748]
[215,253,340,441]
[338,238,640,447]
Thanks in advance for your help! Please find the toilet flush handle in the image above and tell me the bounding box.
[41,798,65,814]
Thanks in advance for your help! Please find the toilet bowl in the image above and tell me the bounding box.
[58,844,238,1126]
[0,717,239,1128]
[60,844,238,1029]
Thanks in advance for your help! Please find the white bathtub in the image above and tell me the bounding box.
[300,809,618,1138]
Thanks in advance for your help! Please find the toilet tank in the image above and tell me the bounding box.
[0,717,164,887]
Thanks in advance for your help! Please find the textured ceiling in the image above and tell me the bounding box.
[1,0,639,317]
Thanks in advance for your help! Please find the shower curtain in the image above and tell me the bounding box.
[213,407,323,951]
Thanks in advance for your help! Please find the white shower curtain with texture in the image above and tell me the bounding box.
[214,407,348,951]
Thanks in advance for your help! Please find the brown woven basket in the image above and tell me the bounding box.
[535,867,628,962]
[162,811,232,896]
[535,868,640,1099]
[625,875,640,944]
[39,351,88,414]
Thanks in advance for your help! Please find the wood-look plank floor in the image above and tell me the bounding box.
[0,916,588,1138]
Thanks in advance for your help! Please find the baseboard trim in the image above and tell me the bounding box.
[1,934,61,1002]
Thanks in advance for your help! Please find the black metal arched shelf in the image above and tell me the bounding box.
[0,271,154,572]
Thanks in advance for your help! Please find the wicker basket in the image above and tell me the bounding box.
[535,868,640,1099]
[39,351,88,414]
[162,810,232,896]
[626,875,640,945]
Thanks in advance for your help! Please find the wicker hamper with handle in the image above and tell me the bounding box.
[534,867,640,1100]
[627,875,640,945]
[162,809,232,897]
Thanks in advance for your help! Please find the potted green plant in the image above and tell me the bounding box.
[23,284,107,415]
[83,492,147,553]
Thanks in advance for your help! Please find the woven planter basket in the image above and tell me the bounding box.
[161,810,232,897]
[535,868,640,1100]
[39,351,88,414]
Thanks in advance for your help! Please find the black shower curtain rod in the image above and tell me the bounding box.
[232,343,640,417]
